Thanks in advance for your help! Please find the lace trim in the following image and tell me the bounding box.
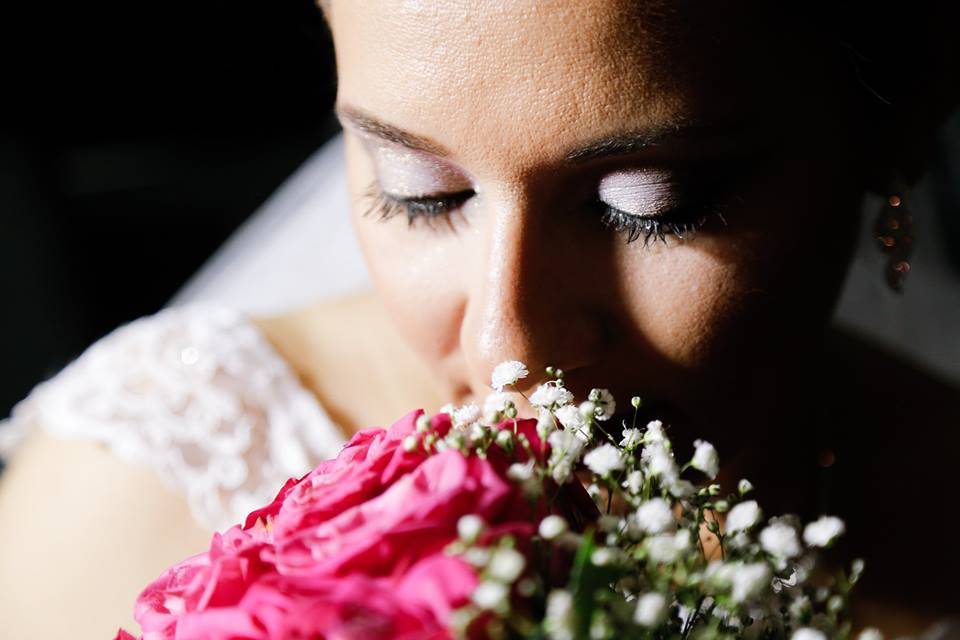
[0,304,345,532]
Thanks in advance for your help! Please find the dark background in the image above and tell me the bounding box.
[1,1,339,418]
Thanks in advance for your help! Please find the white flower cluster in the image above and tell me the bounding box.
[442,362,863,640]
[490,360,529,392]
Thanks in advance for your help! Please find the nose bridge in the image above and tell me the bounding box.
[461,183,581,392]
[472,188,540,368]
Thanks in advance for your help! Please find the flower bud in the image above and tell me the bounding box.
[446,431,466,451]
[495,429,514,451]
[803,515,846,548]
[488,547,526,583]
[457,514,485,544]
[538,515,569,540]
[415,414,432,432]
[464,547,491,567]
[402,435,419,452]
[507,461,534,482]
[468,423,487,444]
[579,401,596,419]
[691,440,719,479]
[738,478,754,495]
[634,592,668,628]
[591,547,618,567]
[472,581,510,614]
[850,558,865,583]
[536,405,557,431]
[827,594,844,613]
[631,396,642,409]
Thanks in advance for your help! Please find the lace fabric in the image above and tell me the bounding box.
[0,304,345,532]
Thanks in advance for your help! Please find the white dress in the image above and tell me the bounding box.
[0,303,346,532]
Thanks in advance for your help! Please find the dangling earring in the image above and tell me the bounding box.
[873,181,914,293]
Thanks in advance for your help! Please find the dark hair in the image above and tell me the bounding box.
[823,3,960,186]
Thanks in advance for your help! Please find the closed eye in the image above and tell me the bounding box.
[596,199,728,246]
[361,179,729,245]
[361,181,475,231]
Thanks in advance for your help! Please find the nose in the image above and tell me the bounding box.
[459,186,605,395]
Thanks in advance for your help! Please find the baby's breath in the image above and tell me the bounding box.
[444,360,857,640]
[490,360,529,391]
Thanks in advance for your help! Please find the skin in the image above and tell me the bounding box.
[332,0,864,448]
[0,1,956,637]
[325,0,875,523]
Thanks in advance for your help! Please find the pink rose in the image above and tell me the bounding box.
[244,409,450,540]
[119,410,596,639]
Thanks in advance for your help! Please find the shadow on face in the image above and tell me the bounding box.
[327,0,866,436]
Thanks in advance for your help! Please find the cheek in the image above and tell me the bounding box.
[611,216,797,374]
[613,245,747,367]
[345,139,466,367]
[365,244,464,365]
[614,147,860,373]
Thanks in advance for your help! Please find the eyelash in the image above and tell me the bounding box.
[361,180,727,245]
[596,201,728,246]
[362,182,473,232]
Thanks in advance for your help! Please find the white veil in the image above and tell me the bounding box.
[170,134,371,315]
[171,119,960,385]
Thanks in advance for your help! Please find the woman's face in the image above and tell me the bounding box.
[328,0,864,439]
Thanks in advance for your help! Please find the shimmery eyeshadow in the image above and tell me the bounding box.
[598,169,680,216]
[371,144,472,198]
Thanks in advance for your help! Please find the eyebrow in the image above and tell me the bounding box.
[336,103,747,165]
[563,127,687,163]
[336,104,452,157]
[563,120,759,163]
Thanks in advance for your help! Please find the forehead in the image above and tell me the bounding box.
[329,0,805,172]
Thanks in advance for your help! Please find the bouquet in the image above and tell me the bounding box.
[116,361,879,640]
